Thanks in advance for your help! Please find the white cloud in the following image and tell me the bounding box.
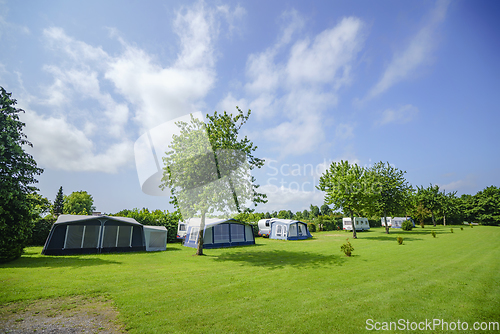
[21,111,134,173]
[367,0,450,99]
[376,104,419,126]
[257,184,324,212]
[18,2,238,173]
[335,123,355,139]
[238,15,365,157]
[438,175,477,193]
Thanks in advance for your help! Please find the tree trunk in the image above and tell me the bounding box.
[384,209,390,234]
[443,213,446,226]
[351,212,357,239]
[431,211,436,227]
[196,211,206,255]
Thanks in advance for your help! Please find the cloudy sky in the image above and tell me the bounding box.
[1,0,499,214]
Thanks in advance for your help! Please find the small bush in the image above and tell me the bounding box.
[307,222,317,232]
[341,238,354,257]
[460,227,463,231]
[420,222,425,228]
[450,228,454,233]
[431,231,436,238]
[402,220,413,231]
[397,236,404,245]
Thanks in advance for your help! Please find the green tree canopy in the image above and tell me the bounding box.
[309,205,320,218]
[417,184,441,227]
[161,109,265,255]
[0,87,43,262]
[63,191,95,215]
[320,204,332,216]
[368,161,411,234]
[317,160,370,238]
[474,186,500,226]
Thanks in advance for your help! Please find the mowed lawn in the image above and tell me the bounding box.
[1,226,499,333]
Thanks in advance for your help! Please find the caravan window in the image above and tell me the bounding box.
[265,220,270,227]
[179,224,186,231]
[276,225,282,237]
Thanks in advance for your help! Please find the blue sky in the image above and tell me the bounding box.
[1,0,499,214]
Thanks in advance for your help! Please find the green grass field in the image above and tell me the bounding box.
[1,226,499,333]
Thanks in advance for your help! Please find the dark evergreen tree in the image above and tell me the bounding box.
[52,186,64,216]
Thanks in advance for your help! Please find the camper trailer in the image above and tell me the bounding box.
[381,217,415,228]
[257,218,276,236]
[177,217,217,239]
[177,221,187,239]
[343,217,370,231]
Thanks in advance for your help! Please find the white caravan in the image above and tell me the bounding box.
[381,217,415,228]
[177,217,228,239]
[343,217,370,231]
[257,218,276,236]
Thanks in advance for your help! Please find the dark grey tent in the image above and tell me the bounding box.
[42,215,167,255]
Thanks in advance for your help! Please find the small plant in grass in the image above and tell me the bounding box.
[397,236,404,245]
[460,227,463,231]
[471,224,473,228]
[402,220,413,231]
[341,238,354,257]
[420,222,425,228]
[431,231,436,238]
[450,228,454,233]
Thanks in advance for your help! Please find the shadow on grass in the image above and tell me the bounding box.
[212,250,346,270]
[0,256,122,269]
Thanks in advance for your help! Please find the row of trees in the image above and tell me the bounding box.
[317,160,500,238]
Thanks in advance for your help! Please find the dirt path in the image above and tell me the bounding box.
[0,295,125,333]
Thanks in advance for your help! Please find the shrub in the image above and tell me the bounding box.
[420,222,425,228]
[308,223,317,232]
[450,228,454,233]
[28,214,57,246]
[341,238,354,257]
[402,220,413,231]
[397,236,404,245]
[460,227,464,231]
[431,231,436,238]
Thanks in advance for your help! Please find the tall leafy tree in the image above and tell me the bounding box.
[310,205,320,218]
[52,186,64,216]
[0,87,43,262]
[320,204,332,216]
[317,160,369,238]
[368,161,411,234]
[205,108,267,210]
[63,191,95,215]
[162,109,266,255]
[474,186,500,226]
[417,184,441,227]
[439,190,457,226]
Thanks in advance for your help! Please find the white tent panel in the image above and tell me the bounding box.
[144,226,168,251]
